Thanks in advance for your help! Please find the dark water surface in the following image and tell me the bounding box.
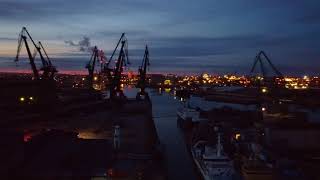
[152,93,198,180]
[124,88,197,180]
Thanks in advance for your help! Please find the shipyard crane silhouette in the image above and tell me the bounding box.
[250,50,284,119]
[14,27,58,106]
[109,33,130,100]
[37,41,58,79]
[16,27,40,79]
[136,45,150,101]
[250,51,283,78]
[103,33,127,84]
[86,46,99,88]
[250,51,284,88]
[16,27,57,80]
[32,41,58,79]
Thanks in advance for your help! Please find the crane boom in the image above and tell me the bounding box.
[39,41,52,66]
[250,50,283,78]
[16,31,23,62]
[142,45,149,75]
[29,41,54,79]
[21,27,49,69]
[15,27,58,80]
[258,51,283,77]
[38,41,58,79]
[107,33,125,67]
[250,56,258,74]
[136,45,151,101]
[15,27,39,79]
[137,45,150,91]
[86,46,99,88]
[110,33,129,99]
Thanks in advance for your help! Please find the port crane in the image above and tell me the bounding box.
[38,41,58,79]
[16,27,57,80]
[250,51,283,78]
[109,33,130,99]
[136,45,150,101]
[32,41,58,79]
[14,27,58,106]
[250,51,284,89]
[16,27,40,79]
[101,33,127,87]
[250,51,285,123]
[86,46,99,88]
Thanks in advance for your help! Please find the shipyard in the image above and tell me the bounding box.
[1,1,320,180]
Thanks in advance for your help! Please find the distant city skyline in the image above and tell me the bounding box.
[0,0,319,75]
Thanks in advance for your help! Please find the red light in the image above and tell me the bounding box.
[24,134,32,142]
[107,168,114,176]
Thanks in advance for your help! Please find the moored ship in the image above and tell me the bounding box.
[191,133,235,180]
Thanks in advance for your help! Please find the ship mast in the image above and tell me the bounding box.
[217,133,222,157]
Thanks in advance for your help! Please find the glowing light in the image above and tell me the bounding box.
[19,97,25,102]
[77,130,106,139]
[94,76,98,81]
[164,79,172,86]
[235,133,241,140]
[82,77,85,81]
[29,96,33,100]
[261,107,266,111]
[24,134,32,142]
[202,73,209,80]
[284,78,293,82]
[261,87,268,93]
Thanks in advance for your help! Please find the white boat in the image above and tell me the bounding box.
[176,101,206,129]
[191,134,234,180]
[176,106,205,129]
[177,106,202,121]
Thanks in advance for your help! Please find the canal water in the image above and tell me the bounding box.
[124,88,197,179]
[123,88,255,180]
[151,91,198,180]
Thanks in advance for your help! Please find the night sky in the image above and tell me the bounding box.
[0,0,319,75]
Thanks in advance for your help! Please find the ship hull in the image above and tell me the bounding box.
[191,148,234,180]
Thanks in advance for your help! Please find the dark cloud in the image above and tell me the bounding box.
[146,33,320,57]
[0,37,17,41]
[64,36,93,52]
[78,37,91,52]
[296,12,320,25]
[97,30,151,39]
[64,40,76,46]
[0,0,155,21]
